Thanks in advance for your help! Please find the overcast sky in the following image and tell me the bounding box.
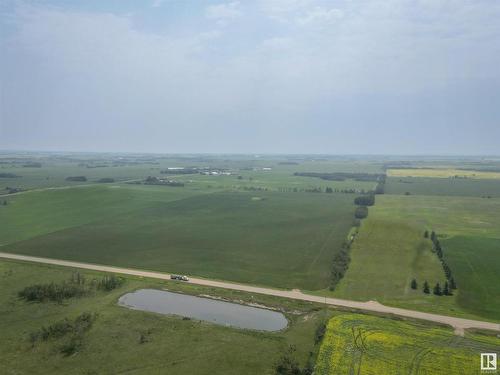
[1,0,499,154]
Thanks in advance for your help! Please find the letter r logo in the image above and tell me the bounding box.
[481,353,497,370]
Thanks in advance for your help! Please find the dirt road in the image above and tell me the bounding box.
[1,251,498,335]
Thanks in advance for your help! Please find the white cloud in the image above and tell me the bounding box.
[258,0,312,22]
[151,0,165,8]
[260,37,293,50]
[2,1,500,153]
[206,1,242,25]
[297,6,343,26]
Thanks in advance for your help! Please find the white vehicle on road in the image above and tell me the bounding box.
[170,274,189,281]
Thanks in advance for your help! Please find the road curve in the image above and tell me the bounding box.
[1,251,498,335]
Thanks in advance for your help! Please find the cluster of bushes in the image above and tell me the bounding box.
[18,282,88,303]
[5,186,23,194]
[29,312,96,356]
[274,345,313,375]
[96,275,125,291]
[96,177,115,183]
[426,230,457,289]
[294,172,384,182]
[65,176,87,182]
[354,206,368,219]
[18,272,125,303]
[314,322,327,344]
[29,312,96,343]
[354,194,375,206]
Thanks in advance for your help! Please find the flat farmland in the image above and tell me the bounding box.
[385,176,500,197]
[387,168,500,179]
[336,195,500,321]
[2,187,355,290]
[187,170,377,193]
[315,313,500,375]
[332,213,444,303]
[0,185,199,245]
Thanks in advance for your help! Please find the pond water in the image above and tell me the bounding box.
[118,289,288,332]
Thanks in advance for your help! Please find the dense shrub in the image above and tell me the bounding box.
[65,176,87,181]
[19,272,125,303]
[354,206,368,219]
[314,322,327,344]
[97,177,115,183]
[274,345,313,375]
[30,312,96,344]
[354,194,375,206]
[95,275,125,291]
[18,282,87,303]
[23,162,42,168]
[329,243,351,291]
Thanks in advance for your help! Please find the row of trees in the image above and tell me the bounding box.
[294,172,384,182]
[274,187,368,194]
[411,279,455,296]
[0,172,20,178]
[374,174,386,194]
[425,230,457,289]
[329,242,351,291]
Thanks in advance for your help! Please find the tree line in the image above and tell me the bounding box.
[410,278,455,296]
[426,230,457,289]
[294,172,384,182]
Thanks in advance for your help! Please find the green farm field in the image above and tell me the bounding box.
[385,176,500,197]
[387,168,500,179]
[1,185,355,290]
[0,259,331,375]
[315,313,500,375]
[335,194,500,321]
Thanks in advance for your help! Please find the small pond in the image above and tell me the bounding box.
[118,289,288,332]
